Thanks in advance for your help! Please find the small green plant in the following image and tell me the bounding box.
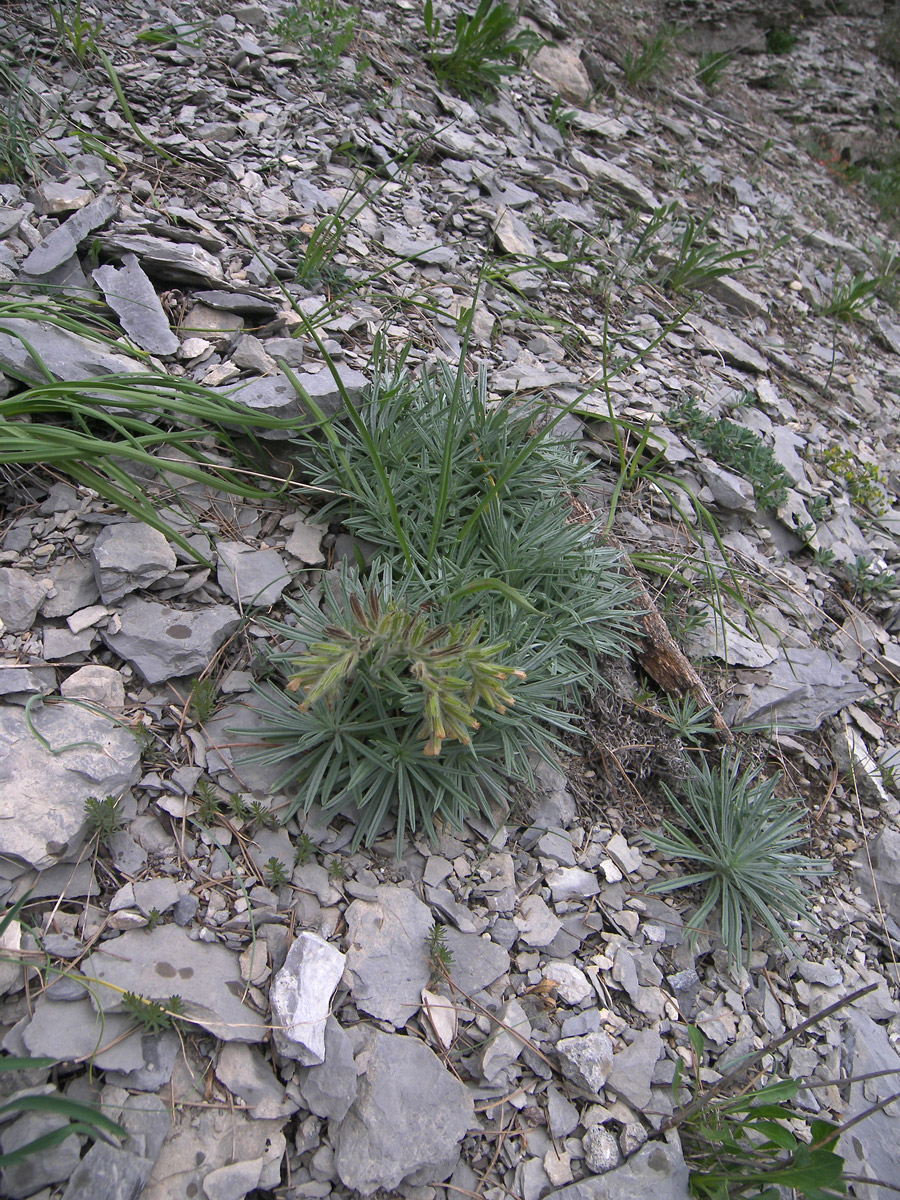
[227,792,248,821]
[659,695,719,746]
[187,676,219,723]
[845,554,897,599]
[766,25,798,54]
[83,794,125,847]
[327,857,348,881]
[145,907,163,931]
[0,59,45,183]
[654,210,748,293]
[248,800,276,829]
[547,94,575,137]
[668,397,791,509]
[273,0,358,77]
[48,0,103,65]
[193,779,222,827]
[294,832,315,864]
[121,992,186,1034]
[681,1074,845,1198]
[812,546,837,569]
[819,269,883,321]
[247,339,639,851]
[822,446,890,513]
[265,857,289,887]
[696,49,731,92]
[807,494,830,524]
[622,26,674,89]
[644,751,830,967]
[285,586,522,758]
[423,0,544,99]
[427,920,455,982]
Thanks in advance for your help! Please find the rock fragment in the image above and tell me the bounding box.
[92,253,180,355]
[271,931,345,1065]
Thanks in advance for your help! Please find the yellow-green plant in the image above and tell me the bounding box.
[424,0,543,99]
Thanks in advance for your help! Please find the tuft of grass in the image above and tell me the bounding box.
[273,0,358,77]
[819,269,884,321]
[423,0,544,100]
[766,25,798,55]
[0,58,46,184]
[48,1,103,65]
[696,49,731,92]
[187,677,219,724]
[246,345,640,851]
[622,26,675,89]
[644,751,830,967]
[654,210,748,293]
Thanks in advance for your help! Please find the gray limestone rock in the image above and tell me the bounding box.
[60,1142,154,1200]
[606,1028,664,1110]
[271,931,346,1064]
[60,664,126,708]
[21,191,117,276]
[0,318,145,385]
[344,886,433,1026]
[0,702,140,869]
[218,364,367,435]
[546,866,600,902]
[698,461,756,512]
[728,647,870,730]
[92,522,177,604]
[514,894,562,947]
[40,559,101,618]
[216,542,289,607]
[854,826,900,925]
[699,275,766,316]
[479,997,531,1082]
[569,150,660,211]
[690,317,769,373]
[543,1135,691,1200]
[298,1016,358,1122]
[102,597,240,684]
[494,208,536,257]
[80,924,267,1042]
[104,1031,180,1091]
[532,45,593,104]
[92,253,180,355]
[556,1032,614,1097]
[0,567,53,632]
[583,1125,620,1174]
[335,1025,475,1195]
[98,232,225,286]
[441,927,510,997]
[0,1108,83,1199]
[215,1042,300,1119]
[23,998,144,1071]
[0,663,56,698]
[838,1011,900,1200]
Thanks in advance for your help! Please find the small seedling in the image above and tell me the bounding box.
[122,992,186,1034]
[294,833,315,864]
[812,547,837,569]
[145,908,163,931]
[248,800,276,829]
[547,94,575,137]
[659,694,719,745]
[187,676,219,723]
[84,794,125,846]
[223,793,246,821]
[193,779,222,828]
[327,858,347,882]
[265,857,289,887]
[426,920,455,981]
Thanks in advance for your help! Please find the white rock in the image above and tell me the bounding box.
[271,931,345,1065]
